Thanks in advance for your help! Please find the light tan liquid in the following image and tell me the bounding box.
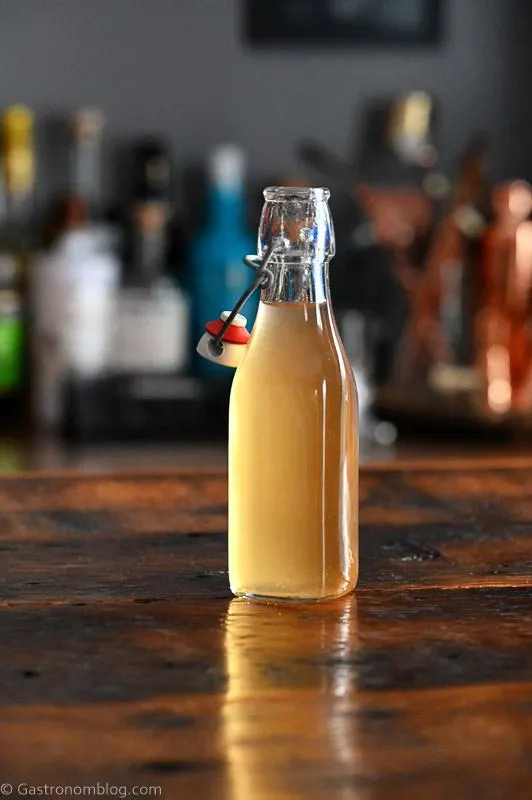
[229,300,358,601]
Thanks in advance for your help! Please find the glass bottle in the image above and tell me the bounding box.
[229,187,359,601]
[0,173,24,413]
[361,90,441,193]
[0,106,36,425]
[45,108,104,238]
[131,138,173,205]
[110,200,189,374]
[31,108,120,428]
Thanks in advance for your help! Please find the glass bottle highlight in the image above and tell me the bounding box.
[199,187,358,601]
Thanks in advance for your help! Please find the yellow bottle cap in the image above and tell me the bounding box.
[3,105,34,132]
[2,105,35,196]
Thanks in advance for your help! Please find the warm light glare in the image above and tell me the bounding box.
[486,344,511,413]
[509,181,532,219]
[487,378,512,412]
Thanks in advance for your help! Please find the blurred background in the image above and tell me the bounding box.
[1,0,532,471]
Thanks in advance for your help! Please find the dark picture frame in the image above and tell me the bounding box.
[244,0,443,47]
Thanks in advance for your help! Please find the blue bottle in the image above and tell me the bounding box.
[189,144,257,376]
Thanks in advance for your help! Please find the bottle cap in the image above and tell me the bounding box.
[221,311,246,326]
[3,105,35,195]
[205,311,250,344]
[3,105,34,132]
[197,310,250,368]
[210,144,245,188]
[73,108,105,140]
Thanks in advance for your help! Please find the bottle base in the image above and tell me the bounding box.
[230,584,357,604]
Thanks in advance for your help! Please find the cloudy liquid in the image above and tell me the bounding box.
[229,300,358,601]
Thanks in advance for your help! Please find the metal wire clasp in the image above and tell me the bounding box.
[208,237,289,357]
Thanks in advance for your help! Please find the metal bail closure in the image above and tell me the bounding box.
[196,237,289,368]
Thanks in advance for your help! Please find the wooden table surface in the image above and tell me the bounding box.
[2,460,532,799]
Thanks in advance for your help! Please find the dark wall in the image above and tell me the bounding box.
[497,4,532,180]
[0,0,527,197]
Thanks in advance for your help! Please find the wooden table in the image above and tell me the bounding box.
[2,461,532,799]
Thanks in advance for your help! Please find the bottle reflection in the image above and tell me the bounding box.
[222,597,360,800]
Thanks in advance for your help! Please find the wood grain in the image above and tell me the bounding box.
[1,463,532,798]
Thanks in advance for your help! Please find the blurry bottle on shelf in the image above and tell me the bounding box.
[47,108,117,252]
[0,106,37,426]
[109,200,189,374]
[128,137,186,283]
[31,108,120,429]
[188,144,257,376]
[2,105,37,251]
[423,135,491,396]
[62,137,195,442]
[62,196,194,443]
[355,91,448,271]
[300,91,442,200]
[0,189,24,422]
[296,93,445,385]
[477,181,532,414]
[386,134,489,390]
[70,108,105,221]
[359,91,446,199]
[31,228,120,429]
[131,138,173,205]
[374,134,496,433]
[339,309,397,451]
[510,219,532,412]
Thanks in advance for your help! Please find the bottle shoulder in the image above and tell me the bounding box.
[235,306,356,389]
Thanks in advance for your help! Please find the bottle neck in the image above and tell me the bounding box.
[261,255,330,305]
[72,134,102,221]
[258,188,335,305]
[129,204,168,288]
[8,187,33,224]
[6,186,34,250]
[2,129,35,247]
[208,183,245,233]
[134,143,172,204]
[135,230,166,287]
